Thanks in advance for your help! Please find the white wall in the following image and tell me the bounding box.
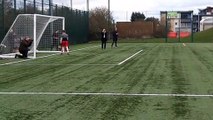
[200,17,213,31]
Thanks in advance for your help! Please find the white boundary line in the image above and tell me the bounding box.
[0,45,99,66]
[1,46,143,66]
[183,43,186,46]
[0,58,33,66]
[9,63,117,66]
[0,92,212,97]
[118,50,143,65]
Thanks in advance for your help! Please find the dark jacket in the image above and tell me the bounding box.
[112,30,118,40]
[101,32,107,42]
[19,39,33,51]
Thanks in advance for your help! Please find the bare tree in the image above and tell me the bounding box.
[89,7,114,40]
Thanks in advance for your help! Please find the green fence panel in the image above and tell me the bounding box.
[0,0,4,41]
[0,0,89,44]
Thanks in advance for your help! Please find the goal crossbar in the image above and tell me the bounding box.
[0,14,65,59]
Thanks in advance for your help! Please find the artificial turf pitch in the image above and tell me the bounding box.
[0,43,213,120]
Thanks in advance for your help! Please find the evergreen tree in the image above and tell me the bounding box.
[130,12,146,22]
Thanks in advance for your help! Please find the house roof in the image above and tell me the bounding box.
[199,6,213,11]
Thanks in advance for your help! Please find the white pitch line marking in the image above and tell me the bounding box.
[118,50,143,65]
[0,59,32,66]
[183,43,186,46]
[0,92,212,97]
[10,63,117,66]
[0,45,99,66]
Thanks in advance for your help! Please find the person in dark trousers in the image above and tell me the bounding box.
[15,36,33,59]
[51,30,59,51]
[101,29,107,49]
[111,28,118,47]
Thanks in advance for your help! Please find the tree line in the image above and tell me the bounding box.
[89,8,160,40]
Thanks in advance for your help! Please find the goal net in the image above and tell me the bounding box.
[0,14,65,59]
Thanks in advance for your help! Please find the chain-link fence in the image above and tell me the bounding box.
[1,1,213,43]
[0,0,89,44]
[113,10,213,43]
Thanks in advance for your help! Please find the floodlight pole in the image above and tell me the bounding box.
[165,12,168,43]
[191,11,194,43]
[87,0,89,12]
[14,0,17,16]
[178,12,181,42]
[1,0,4,41]
[70,0,72,9]
[108,0,110,39]
[49,0,53,16]
[108,0,110,15]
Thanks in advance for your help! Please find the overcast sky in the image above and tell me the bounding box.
[53,0,213,21]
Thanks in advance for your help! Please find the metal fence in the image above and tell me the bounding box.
[0,0,89,44]
[113,10,213,43]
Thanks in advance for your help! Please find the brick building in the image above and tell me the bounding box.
[116,21,156,39]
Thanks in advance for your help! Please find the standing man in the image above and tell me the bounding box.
[60,30,69,54]
[101,29,107,49]
[51,30,59,51]
[15,36,33,59]
[111,28,118,47]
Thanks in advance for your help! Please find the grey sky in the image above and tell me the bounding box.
[53,0,213,21]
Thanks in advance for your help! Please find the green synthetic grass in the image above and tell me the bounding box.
[192,28,213,42]
[181,28,213,43]
[0,43,213,120]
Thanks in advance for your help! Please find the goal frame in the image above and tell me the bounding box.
[0,14,65,59]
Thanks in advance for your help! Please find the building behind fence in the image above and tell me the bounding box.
[117,21,157,39]
[0,0,89,44]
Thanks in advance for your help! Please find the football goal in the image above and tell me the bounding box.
[0,14,65,59]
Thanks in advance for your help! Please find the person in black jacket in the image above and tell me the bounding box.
[101,29,107,49]
[111,28,118,47]
[15,36,33,59]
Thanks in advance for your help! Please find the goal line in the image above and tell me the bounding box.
[1,47,143,66]
[0,45,99,66]
[0,92,212,97]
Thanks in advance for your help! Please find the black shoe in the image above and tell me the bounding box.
[15,54,18,58]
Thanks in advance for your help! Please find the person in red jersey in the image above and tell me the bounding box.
[60,30,69,54]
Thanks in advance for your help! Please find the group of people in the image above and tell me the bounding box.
[51,30,69,54]
[13,28,118,59]
[14,30,69,59]
[101,28,118,49]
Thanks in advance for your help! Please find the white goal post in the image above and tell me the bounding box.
[0,14,65,59]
